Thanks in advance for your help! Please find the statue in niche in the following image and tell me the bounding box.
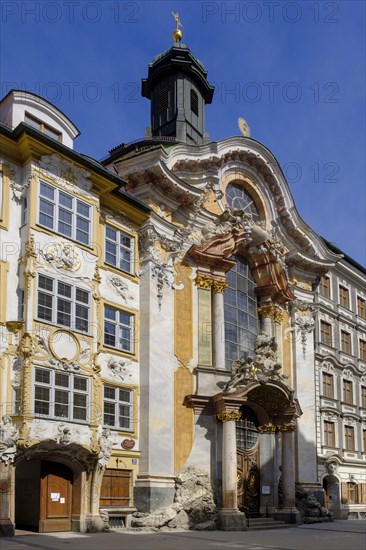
[0,415,19,464]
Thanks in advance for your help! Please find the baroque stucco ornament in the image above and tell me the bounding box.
[0,415,19,464]
[107,275,134,303]
[223,331,288,393]
[42,242,81,272]
[107,357,132,380]
[39,154,92,192]
[286,301,318,358]
[139,225,184,309]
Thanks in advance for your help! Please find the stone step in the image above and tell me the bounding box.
[248,518,292,530]
[248,523,293,530]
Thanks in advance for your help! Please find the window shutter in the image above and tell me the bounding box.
[341,482,348,504]
[357,483,363,504]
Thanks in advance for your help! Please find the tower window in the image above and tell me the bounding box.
[190,89,199,116]
[158,85,169,113]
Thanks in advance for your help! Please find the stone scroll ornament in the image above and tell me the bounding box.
[223,331,288,393]
[285,301,318,358]
[138,225,184,310]
[0,416,19,464]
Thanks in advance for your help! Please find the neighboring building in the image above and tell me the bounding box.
[0,30,365,537]
[315,242,366,519]
[0,90,150,535]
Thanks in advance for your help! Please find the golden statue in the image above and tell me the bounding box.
[172,12,183,42]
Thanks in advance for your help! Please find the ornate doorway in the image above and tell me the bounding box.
[236,406,260,517]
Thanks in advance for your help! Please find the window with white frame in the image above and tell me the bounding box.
[104,305,134,352]
[37,274,91,333]
[105,225,135,274]
[103,385,133,431]
[34,367,89,422]
[38,181,91,245]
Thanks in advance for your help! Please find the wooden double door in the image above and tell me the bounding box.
[39,461,73,532]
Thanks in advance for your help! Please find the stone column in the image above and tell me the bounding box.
[0,462,15,536]
[258,304,274,337]
[212,281,227,370]
[278,422,301,523]
[216,411,247,531]
[258,424,277,514]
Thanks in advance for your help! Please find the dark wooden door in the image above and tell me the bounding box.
[39,461,73,532]
[237,448,260,517]
[236,406,260,517]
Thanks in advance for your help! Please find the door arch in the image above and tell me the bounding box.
[15,454,86,533]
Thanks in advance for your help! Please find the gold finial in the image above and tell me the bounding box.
[172,12,183,42]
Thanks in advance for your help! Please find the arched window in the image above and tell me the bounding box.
[224,255,258,368]
[190,89,199,116]
[226,183,260,222]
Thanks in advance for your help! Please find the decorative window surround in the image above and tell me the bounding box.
[105,224,135,274]
[36,273,91,334]
[103,385,133,431]
[104,305,134,353]
[34,366,89,422]
[339,285,350,310]
[38,180,91,246]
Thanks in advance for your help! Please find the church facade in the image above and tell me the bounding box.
[0,34,365,536]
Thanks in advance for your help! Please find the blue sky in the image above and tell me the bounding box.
[1,0,365,265]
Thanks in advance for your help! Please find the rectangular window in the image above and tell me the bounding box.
[357,297,366,320]
[345,425,355,450]
[361,386,366,408]
[34,367,88,422]
[339,285,350,309]
[104,305,134,353]
[37,274,90,333]
[320,321,332,346]
[322,373,334,399]
[25,112,61,142]
[324,421,335,447]
[341,331,352,355]
[319,276,330,299]
[38,181,91,245]
[105,225,135,274]
[343,380,353,404]
[347,483,357,503]
[363,429,366,453]
[103,386,133,431]
[360,339,366,361]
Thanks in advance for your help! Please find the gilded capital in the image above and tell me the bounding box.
[215,411,241,422]
[258,305,283,323]
[258,423,277,434]
[279,422,296,432]
[212,280,228,293]
[196,275,213,289]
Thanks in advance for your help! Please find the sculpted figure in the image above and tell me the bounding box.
[0,415,19,463]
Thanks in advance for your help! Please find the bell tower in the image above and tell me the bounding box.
[141,14,214,145]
